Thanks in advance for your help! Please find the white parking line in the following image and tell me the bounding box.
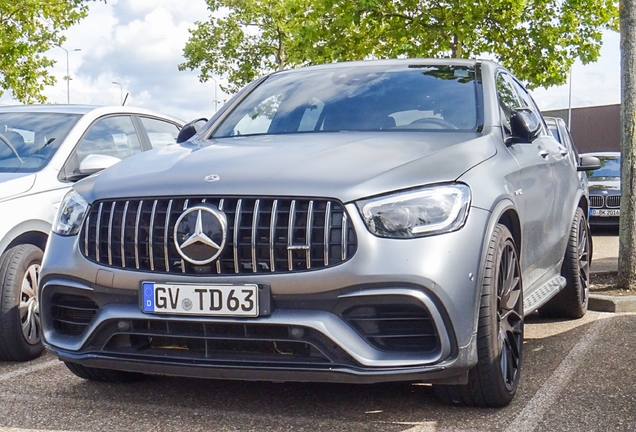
[509,314,612,432]
[0,359,59,382]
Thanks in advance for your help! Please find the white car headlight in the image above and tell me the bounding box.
[357,183,471,238]
[53,190,89,236]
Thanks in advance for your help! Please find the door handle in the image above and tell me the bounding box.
[539,150,549,159]
[560,150,568,156]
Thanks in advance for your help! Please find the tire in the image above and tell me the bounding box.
[64,362,146,383]
[538,207,590,319]
[435,224,524,407]
[0,244,44,361]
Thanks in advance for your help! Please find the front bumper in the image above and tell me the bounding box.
[40,207,491,384]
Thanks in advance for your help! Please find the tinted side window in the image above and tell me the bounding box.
[65,115,142,178]
[140,117,180,149]
[509,78,547,133]
[496,73,519,133]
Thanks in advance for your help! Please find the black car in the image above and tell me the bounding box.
[582,152,621,227]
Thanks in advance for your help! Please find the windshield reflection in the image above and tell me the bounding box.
[0,113,81,173]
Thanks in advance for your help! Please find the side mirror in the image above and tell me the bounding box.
[79,154,121,175]
[506,108,542,144]
[578,155,602,172]
[176,118,208,143]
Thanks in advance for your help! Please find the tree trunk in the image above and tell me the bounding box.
[618,0,636,289]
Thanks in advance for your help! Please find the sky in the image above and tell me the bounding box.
[0,0,622,121]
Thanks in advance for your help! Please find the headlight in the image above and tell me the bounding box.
[52,190,89,236]
[357,183,471,238]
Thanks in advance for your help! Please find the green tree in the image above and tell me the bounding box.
[181,0,618,91]
[0,0,94,103]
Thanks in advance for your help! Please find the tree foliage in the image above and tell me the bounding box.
[0,0,94,103]
[181,0,618,92]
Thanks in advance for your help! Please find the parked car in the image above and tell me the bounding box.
[40,60,598,407]
[0,105,183,362]
[544,116,590,193]
[581,152,621,227]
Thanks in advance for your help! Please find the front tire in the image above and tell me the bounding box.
[435,224,523,407]
[538,207,590,319]
[0,244,44,361]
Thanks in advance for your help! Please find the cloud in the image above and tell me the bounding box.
[531,30,620,111]
[0,0,223,121]
[0,1,620,123]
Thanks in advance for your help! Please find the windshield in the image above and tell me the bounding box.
[587,156,620,181]
[213,64,479,138]
[0,112,82,173]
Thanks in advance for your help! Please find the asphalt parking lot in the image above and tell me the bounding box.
[1,229,632,432]
[1,311,635,431]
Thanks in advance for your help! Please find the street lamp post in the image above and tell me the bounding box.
[112,81,123,105]
[211,76,219,112]
[56,45,81,104]
[567,66,573,130]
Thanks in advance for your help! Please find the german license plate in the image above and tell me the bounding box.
[141,282,259,317]
[591,209,620,217]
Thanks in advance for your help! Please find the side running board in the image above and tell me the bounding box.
[523,275,566,316]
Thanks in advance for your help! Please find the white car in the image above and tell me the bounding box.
[0,105,183,361]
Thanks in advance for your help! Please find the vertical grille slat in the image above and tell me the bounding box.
[82,196,356,276]
[251,199,260,274]
[306,200,314,269]
[149,200,158,271]
[121,201,129,268]
[164,200,173,272]
[134,200,144,270]
[341,212,349,261]
[324,202,331,266]
[269,200,278,273]
[107,202,116,265]
[84,215,90,257]
[233,199,242,274]
[95,203,103,262]
[287,200,297,271]
[216,199,225,274]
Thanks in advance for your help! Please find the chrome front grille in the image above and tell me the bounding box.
[589,195,603,208]
[80,197,357,275]
[606,195,620,208]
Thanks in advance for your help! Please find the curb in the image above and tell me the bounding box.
[589,294,636,313]
[589,270,636,313]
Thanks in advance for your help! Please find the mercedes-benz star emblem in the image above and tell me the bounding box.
[174,205,227,265]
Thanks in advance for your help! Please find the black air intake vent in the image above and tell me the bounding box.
[51,294,99,336]
[342,303,440,353]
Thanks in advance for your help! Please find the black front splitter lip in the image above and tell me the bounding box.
[47,347,469,385]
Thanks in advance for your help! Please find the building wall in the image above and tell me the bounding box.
[542,104,620,154]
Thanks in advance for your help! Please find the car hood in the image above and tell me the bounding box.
[77,132,496,203]
[589,180,620,192]
[0,172,36,201]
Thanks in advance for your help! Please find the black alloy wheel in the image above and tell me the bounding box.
[539,207,590,319]
[435,224,523,407]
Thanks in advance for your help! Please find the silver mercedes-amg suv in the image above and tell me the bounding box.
[40,59,599,407]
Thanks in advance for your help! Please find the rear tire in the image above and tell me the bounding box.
[538,207,589,319]
[435,224,523,407]
[0,244,44,361]
[64,362,146,383]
